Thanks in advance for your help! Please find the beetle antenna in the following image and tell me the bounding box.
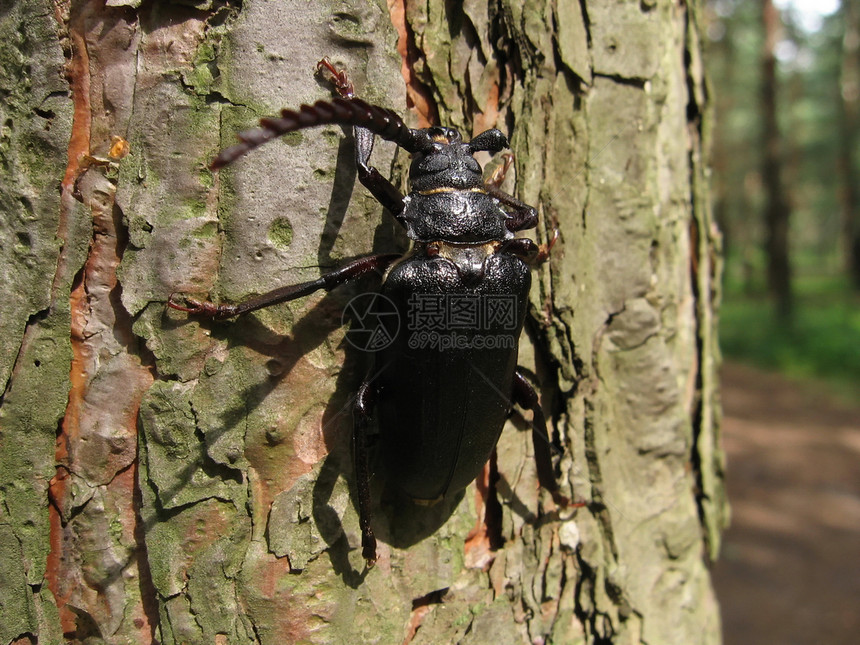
[211,98,433,169]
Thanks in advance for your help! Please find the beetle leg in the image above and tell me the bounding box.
[317,58,407,219]
[354,127,407,218]
[353,380,378,567]
[511,370,569,506]
[485,152,514,189]
[498,233,559,266]
[166,292,241,319]
[168,253,401,319]
[484,184,539,232]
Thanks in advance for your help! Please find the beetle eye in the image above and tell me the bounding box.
[426,126,461,144]
[428,127,447,143]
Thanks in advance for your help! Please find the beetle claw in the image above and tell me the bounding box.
[362,535,378,568]
[552,491,587,510]
[485,152,515,188]
[533,228,560,263]
[316,57,355,99]
[552,491,571,507]
[167,293,220,317]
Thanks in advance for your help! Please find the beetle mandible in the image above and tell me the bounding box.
[169,59,570,567]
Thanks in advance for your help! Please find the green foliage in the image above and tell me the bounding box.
[721,276,860,387]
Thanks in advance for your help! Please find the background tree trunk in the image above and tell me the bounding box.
[761,0,793,317]
[0,0,724,643]
[840,0,860,290]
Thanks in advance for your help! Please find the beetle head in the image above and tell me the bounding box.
[409,127,510,192]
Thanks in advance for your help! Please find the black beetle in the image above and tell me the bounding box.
[169,59,569,566]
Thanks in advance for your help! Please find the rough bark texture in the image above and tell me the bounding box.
[0,0,724,643]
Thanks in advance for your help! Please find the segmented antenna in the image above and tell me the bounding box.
[211,97,433,169]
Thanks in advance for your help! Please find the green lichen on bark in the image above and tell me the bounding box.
[0,2,74,387]
[0,1,78,641]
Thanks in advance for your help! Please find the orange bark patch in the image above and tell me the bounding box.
[48,2,156,638]
[471,79,502,137]
[463,461,497,570]
[47,0,94,632]
[387,0,438,126]
[240,552,315,644]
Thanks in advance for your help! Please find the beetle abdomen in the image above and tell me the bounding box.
[375,250,530,502]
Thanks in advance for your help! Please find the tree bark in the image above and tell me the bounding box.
[0,1,725,643]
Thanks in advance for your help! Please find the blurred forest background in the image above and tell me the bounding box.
[706,0,860,394]
[706,2,860,643]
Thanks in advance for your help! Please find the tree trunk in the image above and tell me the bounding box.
[0,1,725,643]
[761,0,792,317]
[840,0,860,290]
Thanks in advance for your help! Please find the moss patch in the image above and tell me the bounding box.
[267,217,294,249]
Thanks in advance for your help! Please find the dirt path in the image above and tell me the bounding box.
[712,362,860,645]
